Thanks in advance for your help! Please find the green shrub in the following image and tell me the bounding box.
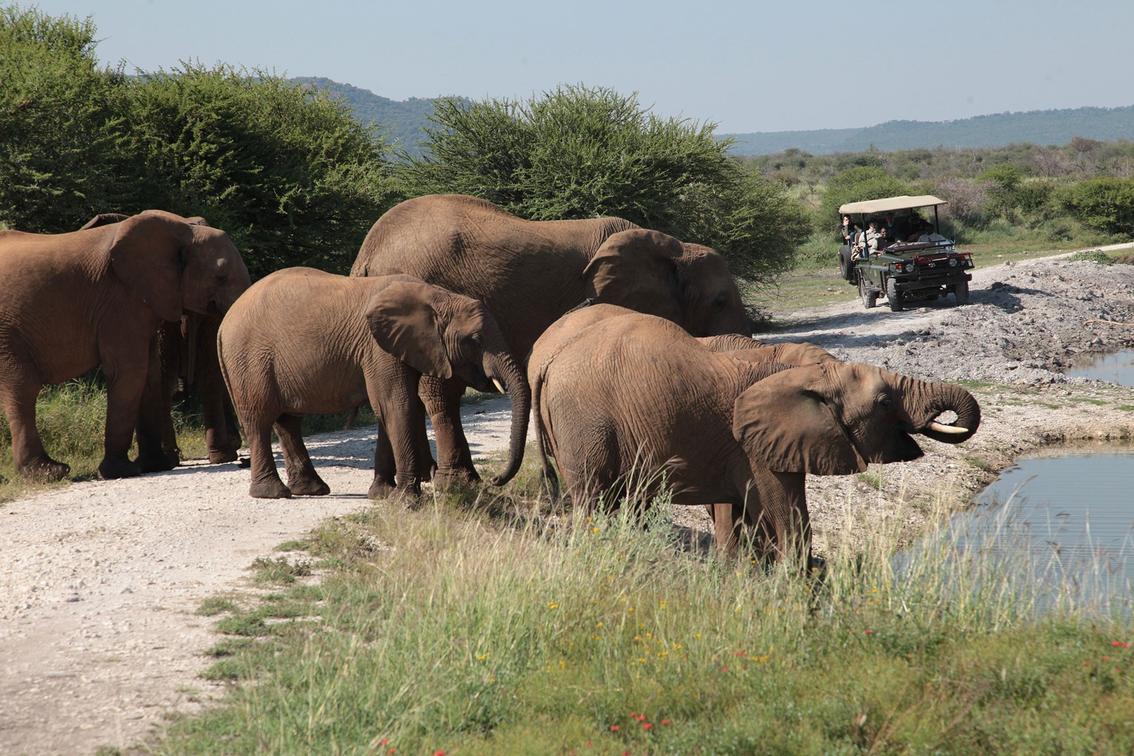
[0,7,127,231]
[397,85,807,281]
[1059,177,1134,237]
[817,166,912,233]
[117,65,396,277]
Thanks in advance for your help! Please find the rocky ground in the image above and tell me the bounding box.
[1,249,1133,754]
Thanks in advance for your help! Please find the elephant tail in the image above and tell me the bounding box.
[530,360,560,502]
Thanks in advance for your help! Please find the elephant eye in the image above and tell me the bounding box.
[877,393,892,407]
[712,293,728,308]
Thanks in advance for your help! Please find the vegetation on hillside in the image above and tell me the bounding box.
[399,86,808,280]
[724,105,1134,156]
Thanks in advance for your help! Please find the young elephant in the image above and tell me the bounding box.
[530,308,980,561]
[218,270,529,499]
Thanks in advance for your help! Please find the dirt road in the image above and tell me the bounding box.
[2,246,1133,754]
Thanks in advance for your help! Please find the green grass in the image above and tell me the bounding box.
[0,378,211,503]
[157,484,1134,754]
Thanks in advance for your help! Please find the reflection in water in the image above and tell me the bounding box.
[1067,349,1134,387]
[902,449,1134,617]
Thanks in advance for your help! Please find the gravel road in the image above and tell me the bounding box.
[2,244,1133,754]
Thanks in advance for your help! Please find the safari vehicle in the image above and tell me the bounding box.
[837,195,974,312]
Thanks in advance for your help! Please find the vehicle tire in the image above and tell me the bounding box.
[859,275,877,309]
[953,279,970,305]
[886,278,903,312]
[838,245,856,283]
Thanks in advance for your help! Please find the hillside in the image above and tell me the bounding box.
[723,105,1134,156]
[290,76,468,156]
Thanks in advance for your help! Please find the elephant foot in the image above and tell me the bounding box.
[19,457,71,482]
[288,476,330,496]
[208,448,240,464]
[432,467,480,492]
[98,458,142,480]
[137,450,179,473]
[249,478,292,499]
[367,479,397,499]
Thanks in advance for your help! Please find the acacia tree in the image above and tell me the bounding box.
[398,86,807,280]
[0,7,127,231]
[118,65,396,277]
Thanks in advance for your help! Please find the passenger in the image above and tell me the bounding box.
[839,215,855,245]
[905,216,925,242]
[918,221,948,244]
[860,220,881,255]
[876,225,891,251]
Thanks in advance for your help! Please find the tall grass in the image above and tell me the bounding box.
[159,482,1134,754]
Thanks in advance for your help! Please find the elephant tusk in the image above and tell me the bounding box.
[492,378,506,394]
[927,421,969,435]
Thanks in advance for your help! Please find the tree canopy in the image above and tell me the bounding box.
[398,86,807,280]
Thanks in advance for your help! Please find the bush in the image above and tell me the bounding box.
[117,65,395,277]
[397,86,807,280]
[1058,178,1134,237]
[816,167,912,234]
[0,7,127,231]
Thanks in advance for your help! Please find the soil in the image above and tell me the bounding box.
[1,246,1133,754]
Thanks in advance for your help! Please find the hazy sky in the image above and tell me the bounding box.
[31,0,1134,133]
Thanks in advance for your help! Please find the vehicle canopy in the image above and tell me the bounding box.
[838,195,947,216]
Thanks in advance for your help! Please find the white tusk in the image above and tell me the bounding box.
[927,421,968,435]
[492,378,506,394]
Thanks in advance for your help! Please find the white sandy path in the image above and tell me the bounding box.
[0,397,523,755]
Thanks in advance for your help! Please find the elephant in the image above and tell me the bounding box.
[528,306,980,562]
[698,333,839,366]
[0,210,250,480]
[217,269,529,499]
[77,213,243,470]
[349,193,750,487]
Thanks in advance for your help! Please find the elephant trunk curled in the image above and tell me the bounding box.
[487,352,531,486]
[901,377,981,444]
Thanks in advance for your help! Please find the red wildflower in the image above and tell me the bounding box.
[378,739,389,747]
[629,711,640,719]
[864,629,875,636]
[1112,641,1130,648]
[642,722,653,731]
[387,750,396,755]
[433,751,446,756]
[660,719,672,726]
[609,724,620,732]
[721,665,730,673]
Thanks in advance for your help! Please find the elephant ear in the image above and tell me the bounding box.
[365,277,453,379]
[582,229,683,321]
[732,364,866,476]
[108,212,193,323]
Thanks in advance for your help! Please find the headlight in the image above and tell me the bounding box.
[949,258,958,267]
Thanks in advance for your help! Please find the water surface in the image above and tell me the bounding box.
[1067,349,1134,387]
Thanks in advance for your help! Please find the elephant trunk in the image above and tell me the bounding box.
[902,377,982,445]
[486,352,530,486]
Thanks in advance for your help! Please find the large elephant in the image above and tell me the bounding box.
[217,269,529,499]
[77,213,243,470]
[529,307,980,562]
[0,210,250,480]
[350,194,750,487]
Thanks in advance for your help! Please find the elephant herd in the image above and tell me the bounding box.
[0,194,981,562]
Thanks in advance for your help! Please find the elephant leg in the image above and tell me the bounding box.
[136,329,180,473]
[747,469,811,566]
[247,415,290,499]
[274,414,329,496]
[1,373,69,481]
[368,369,426,498]
[369,422,397,499]
[422,375,478,489]
[196,317,240,463]
[98,360,150,480]
[708,503,744,557]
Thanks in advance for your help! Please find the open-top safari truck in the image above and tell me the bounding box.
[837,195,974,312]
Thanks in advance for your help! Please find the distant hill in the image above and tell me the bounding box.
[291,77,468,156]
[292,78,1134,159]
[723,105,1134,156]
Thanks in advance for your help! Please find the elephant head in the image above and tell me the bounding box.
[732,361,980,477]
[582,229,749,337]
[106,210,250,322]
[365,276,531,486]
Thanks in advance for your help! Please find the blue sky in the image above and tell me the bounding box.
[31,0,1134,132]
